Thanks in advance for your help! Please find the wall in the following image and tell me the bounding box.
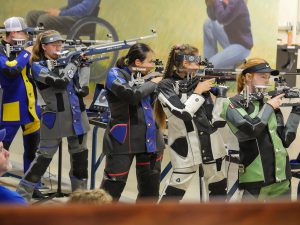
[0,0,279,68]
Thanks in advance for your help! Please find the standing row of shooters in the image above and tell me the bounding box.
[0,15,300,204]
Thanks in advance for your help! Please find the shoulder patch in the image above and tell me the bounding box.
[229,103,235,109]
[5,60,17,67]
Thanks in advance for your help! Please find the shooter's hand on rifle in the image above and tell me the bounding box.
[267,93,285,109]
[194,78,215,94]
[70,53,84,66]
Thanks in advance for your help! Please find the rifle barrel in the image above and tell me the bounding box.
[90,33,157,49]
[279,72,300,75]
[198,75,236,81]
[281,102,300,107]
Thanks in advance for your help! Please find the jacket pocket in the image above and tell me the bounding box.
[42,111,56,129]
[110,123,128,144]
[3,101,20,121]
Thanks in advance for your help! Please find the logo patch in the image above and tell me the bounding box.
[229,103,235,109]
[67,68,75,79]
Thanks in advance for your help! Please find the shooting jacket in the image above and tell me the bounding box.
[103,67,164,155]
[0,40,40,132]
[31,60,90,139]
[157,73,226,169]
[221,94,300,189]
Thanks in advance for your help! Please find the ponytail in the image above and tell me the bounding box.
[163,46,177,79]
[30,32,44,64]
[116,56,127,68]
[154,44,199,129]
[116,43,152,68]
[154,101,166,129]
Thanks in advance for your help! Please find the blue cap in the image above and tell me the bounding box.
[0,129,6,142]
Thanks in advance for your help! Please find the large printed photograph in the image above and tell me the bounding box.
[0,0,279,84]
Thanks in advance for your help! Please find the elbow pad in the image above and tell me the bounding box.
[45,76,70,89]
[2,66,22,78]
[237,115,265,135]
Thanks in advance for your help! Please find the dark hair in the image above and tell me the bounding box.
[205,0,214,6]
[163,44,199,79]
[116,43,153,68]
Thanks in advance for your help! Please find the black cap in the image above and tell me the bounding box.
[242,63,279,76]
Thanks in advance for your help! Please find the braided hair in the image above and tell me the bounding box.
[154,44,199,129]
[163,44,199,79]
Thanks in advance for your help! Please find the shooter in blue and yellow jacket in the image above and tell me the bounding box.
[0,17,40,173]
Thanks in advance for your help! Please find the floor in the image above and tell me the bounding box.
[1,107,300,204]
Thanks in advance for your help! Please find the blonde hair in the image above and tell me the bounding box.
[30,30,61,64]
[68,189,113,204]
[236,58,268,93]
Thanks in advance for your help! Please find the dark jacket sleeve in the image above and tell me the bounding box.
[214,0,242,26]
[275,107,300,148]
[105,68,157,105]
[59,0,100,17]
[206,3,216,20]
[32,62,77,89]
[157,79,205,121]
